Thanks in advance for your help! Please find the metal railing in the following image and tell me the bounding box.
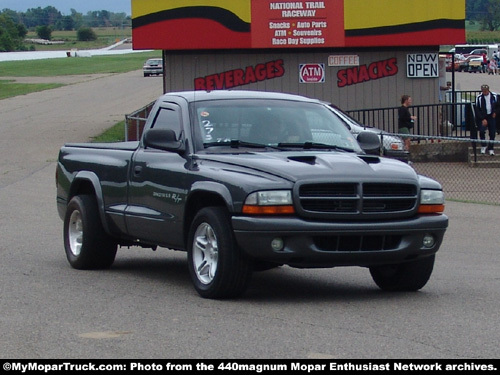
[124,101,155,141]
[346,91,481,138]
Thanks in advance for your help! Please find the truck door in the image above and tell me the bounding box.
[126,103,187,248]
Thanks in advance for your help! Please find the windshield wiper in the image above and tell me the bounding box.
[204,140,280,150]
[277,142,355,152]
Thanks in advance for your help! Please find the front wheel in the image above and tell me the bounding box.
[369,255,435,291]
[187,207,252,299]
[64,195,117,269]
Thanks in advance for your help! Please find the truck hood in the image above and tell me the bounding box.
[197,151,418,183]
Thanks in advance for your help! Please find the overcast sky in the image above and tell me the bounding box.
[1,0,131,15]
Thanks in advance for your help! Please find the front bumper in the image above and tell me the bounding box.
[143,68,163,75]
[232,214,448,268]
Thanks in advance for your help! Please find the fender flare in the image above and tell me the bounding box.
[188,181,234,211]
[69,171,111,234]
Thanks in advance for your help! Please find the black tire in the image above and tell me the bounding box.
[369,255,435,292]
[63,195,117,270]
[187,207,252,299]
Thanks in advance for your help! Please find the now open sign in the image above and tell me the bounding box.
[299,63,325,83]
[406,53,439,78]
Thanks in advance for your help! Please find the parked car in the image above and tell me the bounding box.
[325,104,409,162]
[466,48,487,58]
[143,58,163,77]
[467,56,484,73]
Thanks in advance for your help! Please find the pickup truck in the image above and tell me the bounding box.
[56,90,448,299]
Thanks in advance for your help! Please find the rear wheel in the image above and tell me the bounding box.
[369,255,435,291]
[64,195,117,269]
[187,207,252,299]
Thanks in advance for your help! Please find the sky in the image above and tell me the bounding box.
[1,0,131,15]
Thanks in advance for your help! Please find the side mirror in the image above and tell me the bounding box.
[357,131,381,155]
[143,128,185,152]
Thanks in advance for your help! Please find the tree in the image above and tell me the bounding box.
[70,9,84,30]
[0,13,27,51]
[483,0,500,31]
[466,0,500,31]
[36,25,52,40]
[24,6,62,28]
[59,16,75,31]
[77,27,97,41]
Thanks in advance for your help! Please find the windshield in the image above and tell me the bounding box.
[191,99,361,152]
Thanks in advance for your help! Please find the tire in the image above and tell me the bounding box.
[187,207,252,299]
[369,255,435,292]
[64,195,117,270]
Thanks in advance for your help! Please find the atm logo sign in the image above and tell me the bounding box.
[299,63,325,83]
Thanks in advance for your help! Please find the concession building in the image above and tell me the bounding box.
[131,0,465,111]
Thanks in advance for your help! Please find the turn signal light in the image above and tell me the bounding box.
[242,205,295,215]
[418,204,445,214]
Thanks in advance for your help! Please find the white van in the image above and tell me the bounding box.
[454,44,499,59]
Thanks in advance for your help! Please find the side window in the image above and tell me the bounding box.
[151,106,182,139]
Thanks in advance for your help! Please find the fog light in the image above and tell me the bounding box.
[271,238,284,251]
[422,234,435,248]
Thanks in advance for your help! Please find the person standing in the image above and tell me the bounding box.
[398,95,417,151]
[488,58,497,75]
[475,84,497,155]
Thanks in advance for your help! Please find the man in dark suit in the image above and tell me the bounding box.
[475,84,497,155]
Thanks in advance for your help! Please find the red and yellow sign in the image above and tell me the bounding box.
[251,1,344,48]
[131,0,465,50]
[132,0,252,49]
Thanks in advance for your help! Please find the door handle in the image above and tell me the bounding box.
[134,166,143,176]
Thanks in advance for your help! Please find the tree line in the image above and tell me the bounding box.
[467,0,500,31]
[0,6,130,52]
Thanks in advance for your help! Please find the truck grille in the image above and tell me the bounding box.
[314,234,402,252]
[298,182,418,218]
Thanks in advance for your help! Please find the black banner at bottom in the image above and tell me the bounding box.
[2,360,498,374]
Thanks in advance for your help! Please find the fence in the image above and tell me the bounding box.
[346,90,480,138]
[125,92,500,205]
[124,101,154,142]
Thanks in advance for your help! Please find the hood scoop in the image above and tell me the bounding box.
[288,155,317,165]
[358,155,381,164]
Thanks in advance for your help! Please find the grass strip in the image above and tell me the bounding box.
[0,51,160,77]
[0,80,64,99]
[92,121,127,143]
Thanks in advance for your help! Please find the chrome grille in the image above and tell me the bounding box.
[298,182,418,218]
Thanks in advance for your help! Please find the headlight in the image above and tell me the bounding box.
[389,141,404,151]
[418,190,445,213]
[242,190,294,215]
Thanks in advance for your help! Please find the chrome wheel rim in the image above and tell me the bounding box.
[192,223,218,285]
[68,210,83,257]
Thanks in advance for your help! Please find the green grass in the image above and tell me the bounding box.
[91,121,127,143]
[0,51,161,77]
[0,79,64,99]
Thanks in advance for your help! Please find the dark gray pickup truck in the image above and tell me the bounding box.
[56,90,448,299]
